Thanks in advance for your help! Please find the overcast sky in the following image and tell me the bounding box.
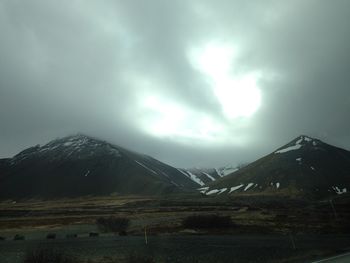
[1,0,350,168]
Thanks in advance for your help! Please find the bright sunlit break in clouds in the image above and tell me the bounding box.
[140,95,224,143]
[136,42,262,145]
[1,0,350,167]
[188,42,262,119]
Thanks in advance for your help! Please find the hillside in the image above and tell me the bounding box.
[0,134,200,199]
[201,135,350,198]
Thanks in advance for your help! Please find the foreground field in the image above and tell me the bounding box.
[0,194,350,262]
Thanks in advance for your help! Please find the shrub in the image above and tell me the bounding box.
[89,232,99,237]
[182,214,232,229]
[14,234,25,240]
[119,230,127,236]
[46,233,56,239]
[24,248,81,263]
[96,216,130,234]
[66,234,77,239]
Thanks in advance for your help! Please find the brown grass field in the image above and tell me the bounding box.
[1,194,349,235]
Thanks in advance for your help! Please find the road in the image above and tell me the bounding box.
[1,234,350,263]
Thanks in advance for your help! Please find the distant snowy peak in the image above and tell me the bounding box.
[274,135,321,154]
[215,166,239,177]
[46,134,120,153]
[180,166,239,186]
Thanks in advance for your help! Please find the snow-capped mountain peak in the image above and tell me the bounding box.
[12,134,122,164]
[274,135,322,154]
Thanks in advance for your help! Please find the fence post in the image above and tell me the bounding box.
[144,226,148,245]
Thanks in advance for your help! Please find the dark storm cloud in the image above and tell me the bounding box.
[1,0,350,167]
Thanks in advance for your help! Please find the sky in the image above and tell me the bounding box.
[1,0,350,168]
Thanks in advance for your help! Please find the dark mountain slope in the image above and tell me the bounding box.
[0,134,199,199]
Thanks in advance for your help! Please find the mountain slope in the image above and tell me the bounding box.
[0,134,199,198]
[202,135,350,198]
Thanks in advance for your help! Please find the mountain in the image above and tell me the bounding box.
[0,134,201,199]
[201,135,350,198]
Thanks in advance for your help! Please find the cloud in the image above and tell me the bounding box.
[1,0,350,167]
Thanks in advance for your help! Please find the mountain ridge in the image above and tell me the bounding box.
[1,134,350,200]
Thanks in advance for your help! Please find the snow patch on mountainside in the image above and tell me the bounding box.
[296,138,303,144]
[222,167,238,176]
[135,161,158,175]
[244,183,254,191]
[215,168,222,177]
[202,172,215,181]
[217,188,227,194]
[304,136,312,142]
[206,189,220,195]
[186,171,205,186]
[275,135,318,154]
[177,168,190,177]
[332,186,347,195]
[177,169,205,186]
[229,184,244,193]
[19,135,123,160]
[198,186,209,194]
[206,188,227,195]
[275,144,302,154]
[215,166,239,177]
